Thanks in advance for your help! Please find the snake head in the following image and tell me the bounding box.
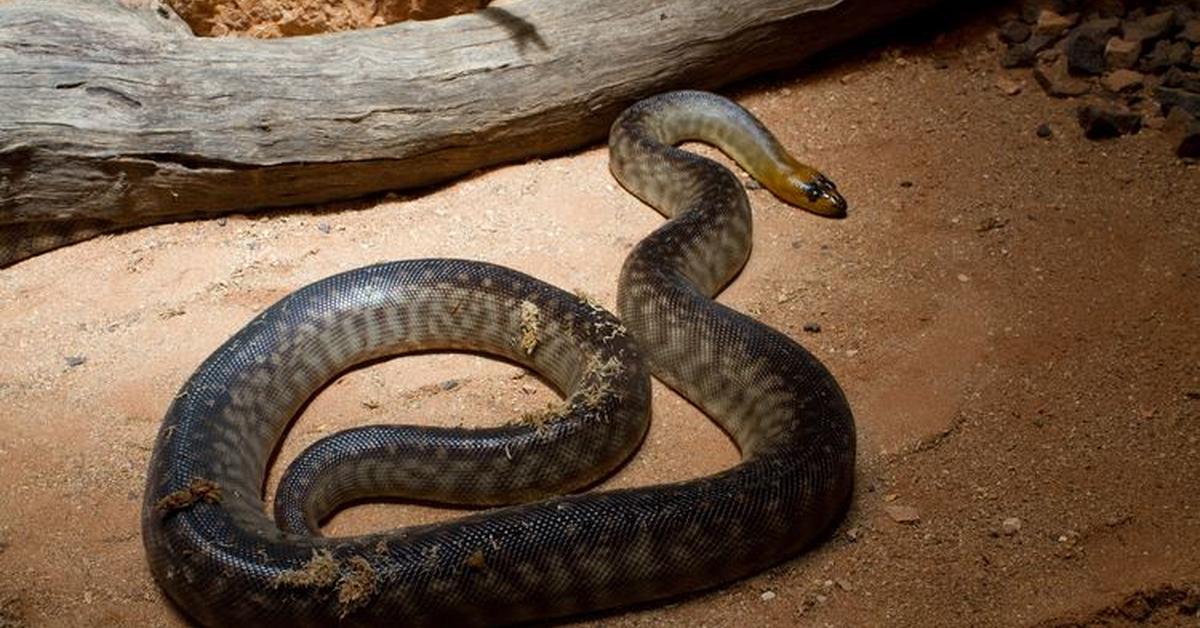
[766,161,847,218]
[787,173,847,218]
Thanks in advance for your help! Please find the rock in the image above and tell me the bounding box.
[999,19,1032,44]
[996,75,1025,95]
[1140,40,1194,73]
[1123,11,1177,45]
[1002,34,1058,68]
[1162,66,1200,92]
[1018,0,1045,24]
[64,355,87,367]
[1066,26,1110,75]
[316,222,331,234]
[1104,37,1141,69]
[439,379,460,391]
[1156,85,1200,117]
[884,504,921,524]
[1035,9,1076,37]
[1077,102,1143,138]
[1182,19,1200,45]
[1101,68,1145,92]
[1036,122,1054,137]
[1165,107,1200,159]
[1035,57,1092,96]
[760,590,777,601]
[1092,0,1127,18]
[1001,517,1023,535]
[803,322,822,333]
[1082,16,1121,36]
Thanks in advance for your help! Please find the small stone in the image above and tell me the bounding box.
[361,398,381,409]
[216,216,228,227]
[1036,122,1054,138]
[439,379,460,391]
[884,504,921,524]
[1002,34,1058,68]
[957,273,970,283]
[845,526,861,541]
[999,19,1031,44]
[1104,37,1141,69]
[815,594,829,605]
[1066,27,1110,75]
[899,180,914,188]
[1156,86,1200,118]
[1141,40,1194,73]
[802,322,822,333]
[1123,11,1176,45]
[1165,107,1200,159]
[1077,102,1143,138]
[1101,68,1145,92]
[1035,57,1092,96]
[1001,517,1023,535]
[1162,66,1200,90]
[995,75,1025,95]
[316,222,331,234]
[760,591,777,601]
[1034,9,1075,37]
[64,355,87,367]
[836,579,853,591]
[1182,19,1200,45]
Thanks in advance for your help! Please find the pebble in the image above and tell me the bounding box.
[845,526,861,541]
[1036,122,1054,138]
[1001,517,1023,535]
[1076,102,1143,138]
[999,19,1031,44]
[1034,9,1075,37]
[836,579,853,591]
[1182,19,1200,45]
[995,75,1025,95]
[439,379,460,391]
[317,222,331,234]
[760,590,777,601]
[216,217,228,227]
[1165,108,1200,159]
[884,504,921,524]
[1100,68,1145,93]
[1104,37,1141,69]
[1034,57,1091,97]
[64,355,87,368]
[361,398,381,409]
[1155,86,1200,118]
[1122,11,1176,45]
[802,322,822,333]
[1066,27,1109,75]
[1141,40,1193,73]
[957,273,970,283]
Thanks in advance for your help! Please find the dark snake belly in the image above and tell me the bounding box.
[142,90,856,626]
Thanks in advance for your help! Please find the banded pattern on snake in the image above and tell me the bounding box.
[142,90,855,626]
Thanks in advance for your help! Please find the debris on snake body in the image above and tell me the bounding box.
[142,90,855,626]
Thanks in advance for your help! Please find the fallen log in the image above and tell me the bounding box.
[0,0,937,266]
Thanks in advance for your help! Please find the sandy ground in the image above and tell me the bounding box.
[2,5,1200,628]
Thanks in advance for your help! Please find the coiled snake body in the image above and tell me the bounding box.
[142,91,855,625]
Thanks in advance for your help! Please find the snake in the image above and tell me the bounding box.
[142,90,855,626]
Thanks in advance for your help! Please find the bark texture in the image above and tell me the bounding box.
[0,0,938,265]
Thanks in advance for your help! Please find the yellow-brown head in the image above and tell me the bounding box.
[765,163,848,218]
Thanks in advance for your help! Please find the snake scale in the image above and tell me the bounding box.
[142,90,856,626]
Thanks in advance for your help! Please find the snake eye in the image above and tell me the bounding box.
[804,184,822,203]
